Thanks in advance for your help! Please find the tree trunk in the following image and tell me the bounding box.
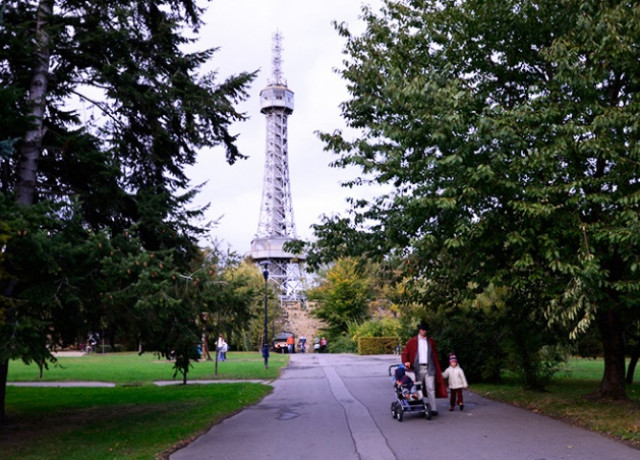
[626,340,639,385]
[0,360,8,425]
[15,0,52,206]
[594,308,627,400]
[1,0,53,427]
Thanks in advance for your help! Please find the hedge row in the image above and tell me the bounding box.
[358,337,402,355]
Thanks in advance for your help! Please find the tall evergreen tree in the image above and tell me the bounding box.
[0,0,255,423]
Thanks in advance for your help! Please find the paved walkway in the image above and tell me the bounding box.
[171,353,639,460]
[8,381,116,387]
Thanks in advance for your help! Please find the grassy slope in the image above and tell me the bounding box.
[3,384,272,459]
[3,352,288,459]
[473,358,640,449]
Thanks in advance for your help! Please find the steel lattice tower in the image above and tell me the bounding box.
[249,32,305,301]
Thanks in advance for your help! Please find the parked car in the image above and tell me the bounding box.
[272,331,295,353]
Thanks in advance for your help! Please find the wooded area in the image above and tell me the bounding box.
[300,0,640,400]
[2,0,640,427]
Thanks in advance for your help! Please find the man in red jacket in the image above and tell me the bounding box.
[401,321,448,416]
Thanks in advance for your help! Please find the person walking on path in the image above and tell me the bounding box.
[287,334,295,353]
[441,354,469,411]
[401,321,447,415]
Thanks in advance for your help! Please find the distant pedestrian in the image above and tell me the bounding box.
[221,340,228,361]
[441,354,469,411]
[320,337,327,353]
[287,334,295,353]
[217,335,227,362]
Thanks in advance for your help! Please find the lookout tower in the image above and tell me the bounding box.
[249,32,305,301]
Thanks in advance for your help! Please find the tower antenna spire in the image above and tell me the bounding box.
[271,30,285,85]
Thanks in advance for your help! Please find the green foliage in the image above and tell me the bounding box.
[349,317,402,340]
[0,0,256,421]
[357,337,397,355]
[306,0,640,398]
[326,333,357,354]
[220,260,272,351]
[307,258,374,337]
[433,306,504,383]
[0,198,111,363]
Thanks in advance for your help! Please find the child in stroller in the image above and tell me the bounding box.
[394,364,420,400]
[390,364,432,421]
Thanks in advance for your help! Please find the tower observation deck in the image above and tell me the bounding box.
[249,32,306,301]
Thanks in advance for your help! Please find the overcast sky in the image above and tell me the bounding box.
[185,0,383,254]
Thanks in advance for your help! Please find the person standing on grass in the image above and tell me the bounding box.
[221,339,228,361]
[442,354,469,411]
[217,335,226,362]
[401,321,447,416]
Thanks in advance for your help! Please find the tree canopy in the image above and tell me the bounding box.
[308,0,640,399]
[307,257,374,338]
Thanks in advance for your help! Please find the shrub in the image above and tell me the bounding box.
[327,333,357,353]
[358,337,397,354]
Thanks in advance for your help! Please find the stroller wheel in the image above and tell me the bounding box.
[424,402,432,420]
[396,406,404,422]
[390,402,397,419]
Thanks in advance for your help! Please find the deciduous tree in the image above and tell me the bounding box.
[307,257,373,338]
[311,0,640,399]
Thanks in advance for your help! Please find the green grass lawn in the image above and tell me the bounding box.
[8,351,289,384]
[473,358,640,449]
[3,352,289,459]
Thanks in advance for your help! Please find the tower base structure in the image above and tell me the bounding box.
[250,236,306,302]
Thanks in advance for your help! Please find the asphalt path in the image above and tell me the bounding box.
[170,353,639,460]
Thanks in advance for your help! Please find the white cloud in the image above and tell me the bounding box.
[186,0,383,254]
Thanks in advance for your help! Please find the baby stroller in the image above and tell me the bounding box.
[389,364,432,422]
